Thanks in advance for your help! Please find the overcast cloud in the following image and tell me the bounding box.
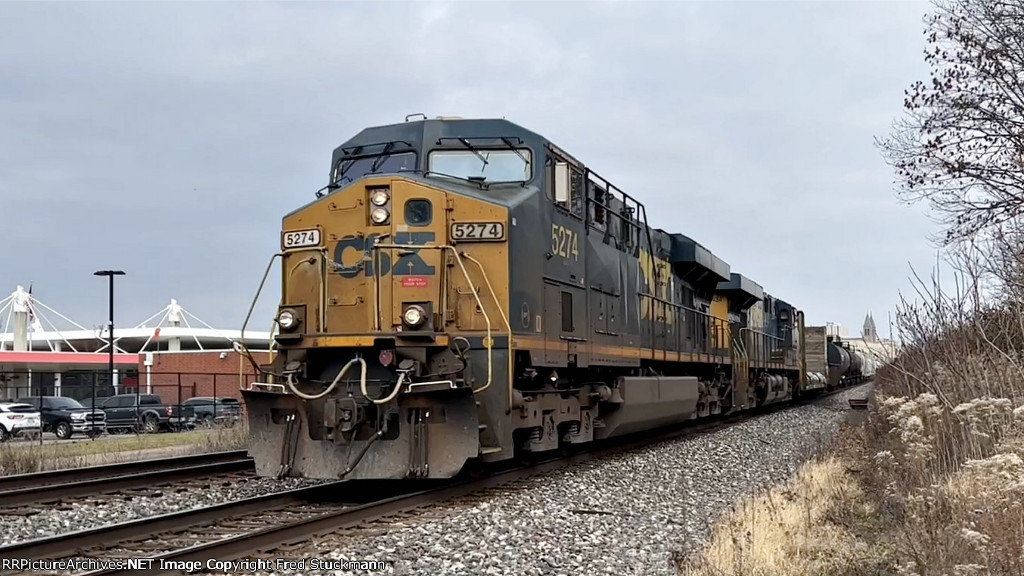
[0,0,938,338]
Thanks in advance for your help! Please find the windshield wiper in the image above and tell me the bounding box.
[457,138,490,167]
[331,140,413,186]
[369,142,396,173]
[424,170,488,190]
[500,137,529,165]
[332,159,355,186]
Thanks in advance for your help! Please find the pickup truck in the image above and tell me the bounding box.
[182,396,243,427]
[15,395,107,439]
[99,394,195,433]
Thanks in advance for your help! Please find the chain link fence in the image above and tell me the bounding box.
[0,371,251,441]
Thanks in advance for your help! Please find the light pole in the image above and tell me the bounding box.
[94,270,124,438]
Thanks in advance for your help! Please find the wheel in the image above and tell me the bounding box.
[462,459,488,480]
[142,414,159,434]
[55,421,72,440]
[558,442,581,458]
[0,426,9,442]
[201,414,215,428]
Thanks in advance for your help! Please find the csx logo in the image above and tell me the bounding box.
[333,232,435,278]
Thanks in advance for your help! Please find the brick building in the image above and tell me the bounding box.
[141,349,275,401]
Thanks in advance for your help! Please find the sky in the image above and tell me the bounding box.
[0,0,945,339]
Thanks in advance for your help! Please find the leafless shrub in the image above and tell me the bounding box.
[860,233,1024,575]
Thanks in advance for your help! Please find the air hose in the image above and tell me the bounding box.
[285,357,367,401]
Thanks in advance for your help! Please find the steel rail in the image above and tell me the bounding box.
[0,481,348,560]
[0,450,253,508]
[0,449,250,491]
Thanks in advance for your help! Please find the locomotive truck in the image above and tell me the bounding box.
[238,116,867,480]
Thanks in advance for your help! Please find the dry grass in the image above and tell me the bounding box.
[862,387,1024,576]
[680,429,896,576]
[0,421,249,475]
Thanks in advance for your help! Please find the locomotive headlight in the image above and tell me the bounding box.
[402,305,426,327]
[277,309,297,330]
[370,207,390,224]
[369,188,390,206]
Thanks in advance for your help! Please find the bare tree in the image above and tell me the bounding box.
[877,0,1024,246]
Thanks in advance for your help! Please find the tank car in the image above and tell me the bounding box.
[238,116,847,481]
[823,337,868,388]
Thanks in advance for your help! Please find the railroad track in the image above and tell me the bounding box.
[1,385,872,576]
[0,450,254,509]
[0,407,770,576]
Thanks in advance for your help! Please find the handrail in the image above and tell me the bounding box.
[236,247,330,390]
[241,253,283,339]
[372,242,493,396]
[462,253,514,408]
[739,327,787,367]
[237,252,283,389]
[740,327,784,342]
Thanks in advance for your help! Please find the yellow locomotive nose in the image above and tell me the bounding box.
[247,161,513,479]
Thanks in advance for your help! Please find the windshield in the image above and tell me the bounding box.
[51,397,84,409]
[428,149,532,183]
[333,152,417,185]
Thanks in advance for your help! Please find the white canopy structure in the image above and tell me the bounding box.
[0,285,95,353]
[0,285,273,400]
[0,287,272,354]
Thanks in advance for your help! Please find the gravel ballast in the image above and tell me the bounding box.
[238,384,872,576]
[4,384,869,574]
[0,475,327,546]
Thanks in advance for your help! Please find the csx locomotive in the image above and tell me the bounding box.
[239,116,867,480]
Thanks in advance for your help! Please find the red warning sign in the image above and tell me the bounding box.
[401,276,429,288]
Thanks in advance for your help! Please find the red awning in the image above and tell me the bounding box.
[0,351,139,366]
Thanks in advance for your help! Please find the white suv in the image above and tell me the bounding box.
[0,403,42,441]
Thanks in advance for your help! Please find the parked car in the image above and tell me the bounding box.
[78,396,108,409]
[182,397,243,427]
[0,403,42,441]
[99,394,195,433]
[15,396,107,439]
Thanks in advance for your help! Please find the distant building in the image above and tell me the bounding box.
[825,322,847,338]
[0,286,272,401]
[862,312,879,343]
[843,311,899,364]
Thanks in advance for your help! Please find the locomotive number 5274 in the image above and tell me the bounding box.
[450,222,505,241]
[551,224,579,261]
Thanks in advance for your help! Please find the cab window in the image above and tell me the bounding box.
[333,152,418,185]
[547,156,584,219]
[428,149,532,183]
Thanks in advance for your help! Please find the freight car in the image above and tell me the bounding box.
[804,331,873,389]
[238,116,869,481]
